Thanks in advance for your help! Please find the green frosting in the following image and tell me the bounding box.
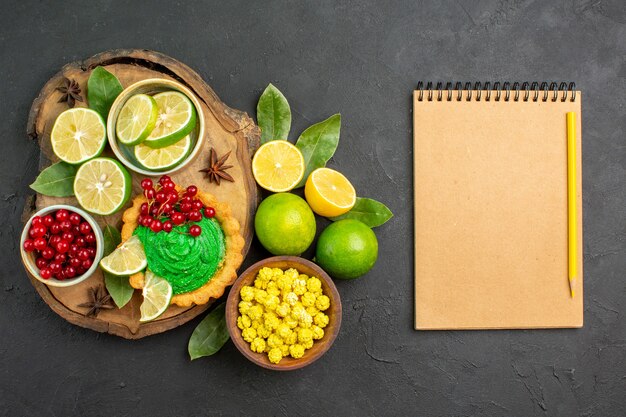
[134,217,225,295]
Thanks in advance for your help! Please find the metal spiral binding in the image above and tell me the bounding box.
[416,81,576,102]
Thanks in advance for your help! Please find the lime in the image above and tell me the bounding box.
[140,270,173,322]
[134,135,192,171]
[315,219,378,279]
[73,157,132,215]
[115,94,158,145]
[305,167,356,217]
[50,108,106,164]
[254,193,316,255]
[100,235,147,276]
[144,91,196,148]
[252,141,305,192]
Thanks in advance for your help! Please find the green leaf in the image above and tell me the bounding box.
[188,303,230,360]
[329,197,393,227]
[257,83,292,143]
[87,66,123,118]
[29,162,77,197]
[294,114,341,188]
[102,225,133,308]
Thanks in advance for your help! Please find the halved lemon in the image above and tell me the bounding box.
[304,167,356,217]
[51,108,106,164]
[73,157,132,215]
[134,135,192,171]
[143,91,196,148]
[140,271,173,322]
[115,94,158,146]
[252,140,305,192]
[100,235,147,276]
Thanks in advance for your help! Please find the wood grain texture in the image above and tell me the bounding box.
[24,49,260,339]
[225,256,342,371]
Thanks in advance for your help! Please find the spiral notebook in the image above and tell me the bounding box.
[413,82,583,330]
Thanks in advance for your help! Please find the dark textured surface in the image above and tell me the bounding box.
[2,1,625,416]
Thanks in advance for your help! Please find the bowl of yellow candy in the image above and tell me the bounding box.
[226,256,342,371]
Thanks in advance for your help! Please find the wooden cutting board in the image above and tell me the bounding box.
[23,49,260,339]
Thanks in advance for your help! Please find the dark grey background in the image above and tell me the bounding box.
[2,1,625,416]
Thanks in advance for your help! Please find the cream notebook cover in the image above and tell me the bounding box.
[413,83,583,330]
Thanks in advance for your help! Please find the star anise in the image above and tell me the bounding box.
[56,77,83,108]
[199,147,234,185]
[78,285,114,318]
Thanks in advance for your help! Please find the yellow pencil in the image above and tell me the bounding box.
[567,112,577,298]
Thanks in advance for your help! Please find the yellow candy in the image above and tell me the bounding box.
[240,285,255,302]
[276,274,293,290]
[264,295,280,311]
[275,303,290,318]
[254,289,268,304]
[306,277,322,293]
[247,304,263,320]
[311,325,324,340]
[256,325,271,339]
[303,339,314,349]
[250,319,262,329]
[280,344,290,356]
[284,268,299,281]
[250,338,266,353]
[298,328,313,343]
[242,327,257,343]
[314,312,329,328]
[306,306,319,317]
[289,344,305,359]
[284,331,298,345]
[238,301,253,315]
[301,291,317,307]
[284,316,299,329]
[283,291,299,306]
[315,295,330,311]
[268,347,283,364]
[263,312,280,330]
[292,277,307,295]
[267,333,283,348]
[266,282,280,296]
[276,323,292,339]
[237,315,251,329]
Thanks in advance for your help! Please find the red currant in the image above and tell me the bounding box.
[42,247,55,260]
[180,202,192,213]
[141,216,153,227]
[82,259,93,270]
[159,175,171,185]
[156,191,167,203]
[76,266,87,276]
[78,249,90,261]
[49,223,61,235]
[54,253,67,263]
[60,220,72,232]
[61,232,74,242]
[49,262,61,274]
[64,266,77,278]
[35,257,48,269]
[55,209,69,222]
[49,235,62,246]
[85,233,96,244]
[43,215,55,227]
[34,237,47,251]
[56,240,69,254]
[23,239,35,252]
[186,185,198,197]
[150,220,163,233]
[162,181,176,191]
[167,191,179,204]
[150,205,160,217]
[192,200,203,210]
[141,178,154,190]
[69,244,80,257]
[55,270,66,280]
[204,207,216,218]
[69,257,82,268]
[188,211,202,222]
[72,225,81,235]
[87,247,96,258]
[31,225,47,238]
[140,202,149,215]
[181,196,192,205]
[144,188,156,199]
[40,268,52,280]
[31,216,43,227]
[163,221,173,233]
[69,212,82,225]
[79,222,91,235]
[189,225,202,237]
[160,203,172,214]
[74,236,86,247]
[171,212,185,225]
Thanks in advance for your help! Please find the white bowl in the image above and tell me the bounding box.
[107,78,205,177]
[20,205,104,287]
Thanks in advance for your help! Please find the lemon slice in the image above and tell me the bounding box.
[304,167,356,217]
[115,94,158,146]
[74,157,132,215]
[252,140,305,192]
[134,135,192,171]
[140,271,173,322]
[143,91,197,148]
[51,108,106,164]
[100,235,147,276]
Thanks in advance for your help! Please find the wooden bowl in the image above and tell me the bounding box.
[226,256,342,371]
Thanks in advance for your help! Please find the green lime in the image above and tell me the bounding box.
[51,108,106,164]
[254,193,316,255]
[73,157,132,215]
[115,94,158,146]
[134,135,192,171]
[143,91,197,149]
[315,219,378,279]
[140,270,173,322]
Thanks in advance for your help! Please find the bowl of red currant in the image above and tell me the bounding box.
[20,205,104,287]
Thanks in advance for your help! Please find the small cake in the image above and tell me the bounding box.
[120,176,244,307]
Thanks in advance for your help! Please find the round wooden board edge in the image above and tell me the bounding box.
[23,49,261,339]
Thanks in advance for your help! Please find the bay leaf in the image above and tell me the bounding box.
[87,66,123,118]
[102,225,133,308]
[29,161,77,197]
[257,83,292,143]
[188,303,230,360]
[329,197,393,227]
[294,114,341,188]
